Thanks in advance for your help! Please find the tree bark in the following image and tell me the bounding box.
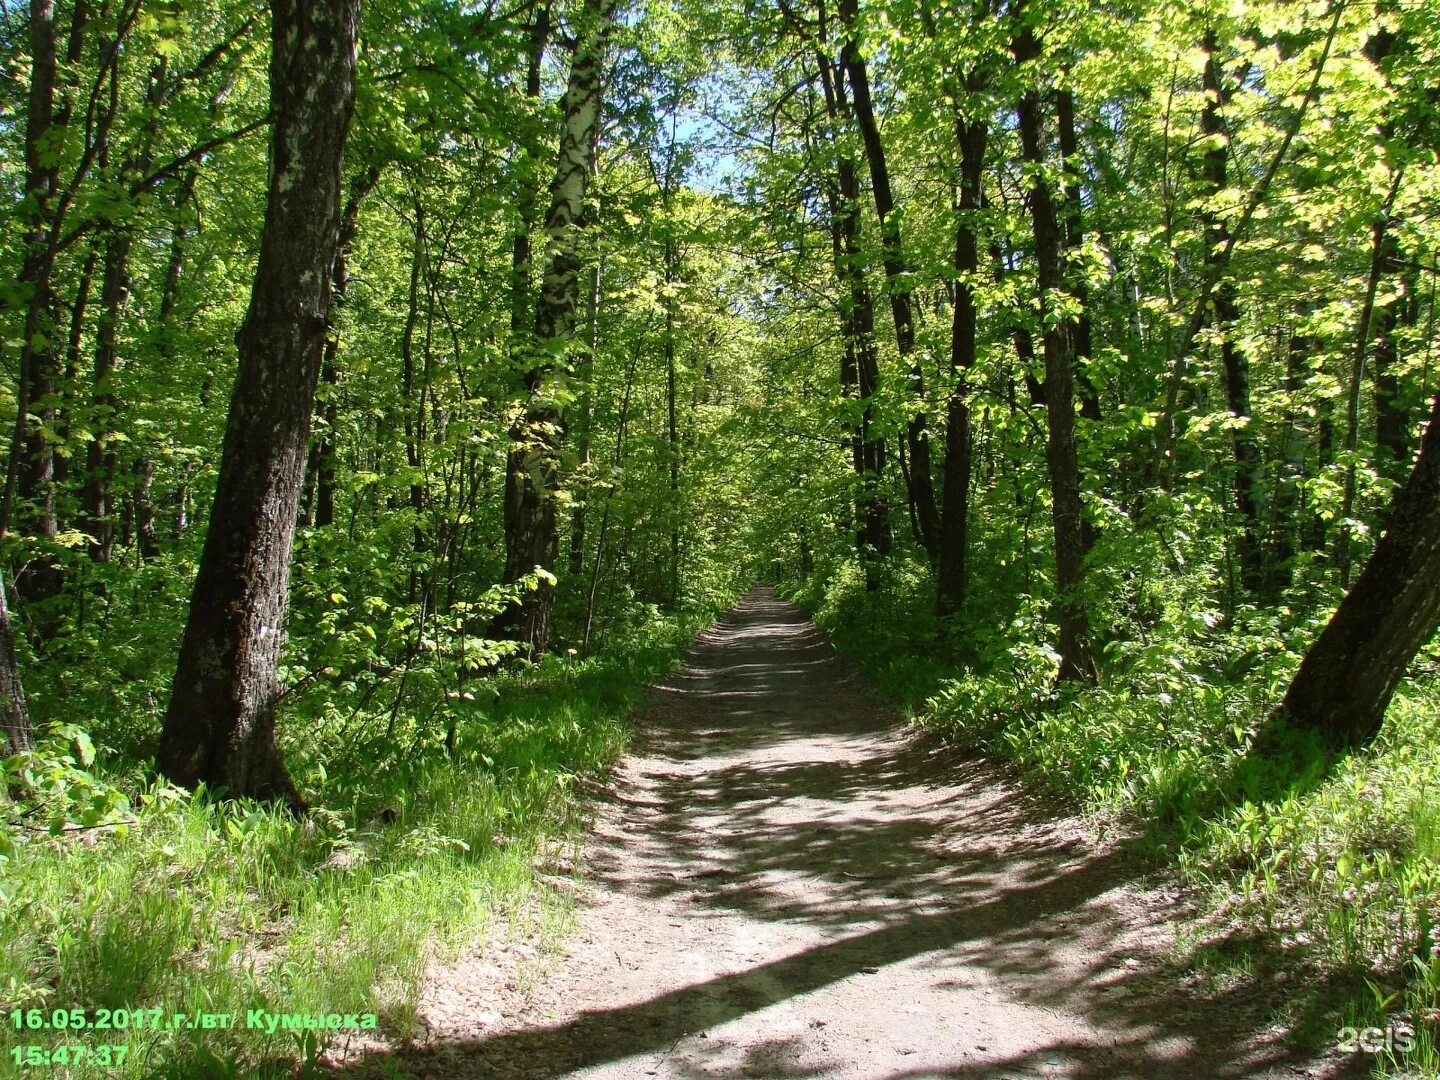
[1200,33,1264,592]
[1055,87,1101,423]
[510,1,553,339]
[1373,247,1416,483]
[815,50,890,582]
[835,0,940,561]
[82,232,130,564]
[55,251,97,493]
[312,164,380,529]
[663,232,681,609]
[937,100,986,618]
[0,576,33,756]
[12,0,64,610]
[1336,173,1405,587]
[499,0,614,656]
[157,0,360,804]
[1274,391,1440,749]
[1013,15,1096,684]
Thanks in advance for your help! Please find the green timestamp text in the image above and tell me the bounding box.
[9,1044,130,1068]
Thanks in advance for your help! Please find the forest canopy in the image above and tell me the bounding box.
[2,0,1440,1073]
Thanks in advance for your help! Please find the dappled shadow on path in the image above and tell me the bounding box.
[326,587,1362,1080]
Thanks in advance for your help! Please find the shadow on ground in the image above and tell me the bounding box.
[323,588,1368,1080]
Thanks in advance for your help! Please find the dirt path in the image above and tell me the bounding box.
[337,587,1356,1079]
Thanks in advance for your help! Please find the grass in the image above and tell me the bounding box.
[0,606,716,1079]
[789,559,1440,1080]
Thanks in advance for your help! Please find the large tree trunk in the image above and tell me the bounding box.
[157,0,360,804]
[499,0,613,656]
[835,0,940,561]
[937,102,986,618]
[1274,391,1440,749]
[1013,17,1095,684]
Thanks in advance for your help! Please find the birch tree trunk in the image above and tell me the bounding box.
[499,0,614,656]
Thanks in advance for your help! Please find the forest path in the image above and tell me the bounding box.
[338,586,1352,1080]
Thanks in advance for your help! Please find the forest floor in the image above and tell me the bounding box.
[326,587,1368,1080]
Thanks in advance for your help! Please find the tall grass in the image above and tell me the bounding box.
[0,609,714,1079]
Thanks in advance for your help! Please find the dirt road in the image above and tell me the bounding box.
[337,587,1355,1079]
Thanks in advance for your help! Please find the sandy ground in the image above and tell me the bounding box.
[328,587,1366,1080]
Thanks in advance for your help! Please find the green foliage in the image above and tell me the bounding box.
[0,608,713,1077]
[3,0,1440,1073]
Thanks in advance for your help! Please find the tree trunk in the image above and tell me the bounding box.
[1013,17,1095,684]
[937,102,986,618]
[1336,176,1404,587]
[12,0,64,610]
[1268,302,1318,586]
[134,457,160,561]
[835,0,940,561]
[313,165,380,530]
[510,1,553,339]
[81,57,168,565]
[664,233,681,609]
[400,202,429,601]
[815,50,890,582]
[1200,34,1264,591]
[1055,87,1102,423]
[1274,391,1440,749]
[82,232,131,564]
[499,0,614,656]
[157,0,360,805]
[569,250,601,577]
[1373,239,1415,484]
[0,577,32,756]
[55,251,97,493]
[1365,28,1413,485]
[145,170,199,554]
